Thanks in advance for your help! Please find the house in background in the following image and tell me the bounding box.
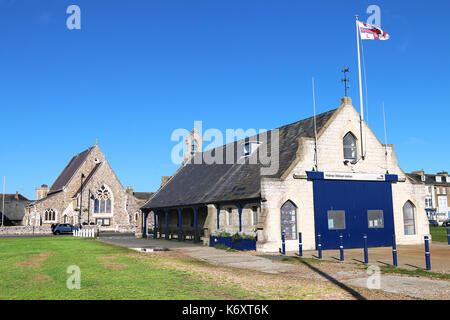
[141,96,428,252]
[0,192,32,226]
[407,170,450,222]
[23,141,153,232]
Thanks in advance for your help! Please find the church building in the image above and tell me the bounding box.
[141,96,428,252]
[23,142,153,232]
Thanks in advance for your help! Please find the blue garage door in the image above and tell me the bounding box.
[313,179,395,250]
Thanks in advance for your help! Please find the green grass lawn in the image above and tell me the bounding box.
[0,237,258,300]
[430,227,449,243]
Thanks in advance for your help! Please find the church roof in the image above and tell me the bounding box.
[50,147,94,193]
[142,108,337,210]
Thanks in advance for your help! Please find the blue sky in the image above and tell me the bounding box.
[1,0,449,199]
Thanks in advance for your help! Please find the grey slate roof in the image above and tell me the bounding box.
[142,108,337,210]
[133,192,155,201]
[407,173,450,186]
[0,194,32,221]
[50,147,93,193]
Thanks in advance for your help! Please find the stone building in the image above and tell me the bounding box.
[23,142,153,232]
[0,192,32,226]
[140,96,428,252]
[407,170,450,222]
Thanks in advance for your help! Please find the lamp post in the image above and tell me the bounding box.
[79,173,85,227]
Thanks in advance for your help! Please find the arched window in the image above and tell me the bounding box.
[403,201,416,235]
[44,209,56,221]
[191,140,197,155]
[94,186,112,214]
[343,132,357,161]
[281,200,297,240]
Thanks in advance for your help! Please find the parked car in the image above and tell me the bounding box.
[442,219,450,227]
[428,219,439,227]
[53,224,79,235]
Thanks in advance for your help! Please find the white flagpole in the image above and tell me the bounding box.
[2,176,5,227]
[382,101,389,173]
[312,77,318,171]
[355,15,365,159]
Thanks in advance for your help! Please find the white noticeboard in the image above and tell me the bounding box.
[323,172,385,181]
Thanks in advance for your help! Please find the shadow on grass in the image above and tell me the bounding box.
[295,258,367,300]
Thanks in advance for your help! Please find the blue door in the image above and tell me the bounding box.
[312,179,395,250]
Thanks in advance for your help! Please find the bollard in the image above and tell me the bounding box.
[392,234,398,267]
[424,235,431,271]
[317,234,322,259]
[363,234,368,264]
[447,227,450,245]
[298,232,303,257]
[281,231,286,255]
[339,234,344,261]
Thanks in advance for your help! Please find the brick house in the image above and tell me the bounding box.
[140,96,428,252]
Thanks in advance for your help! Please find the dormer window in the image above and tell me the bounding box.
[421,175,426,182]
[436,176,442,183]
[243,141,260,157]
[343,132,357,161]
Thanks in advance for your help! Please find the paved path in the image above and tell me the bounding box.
[99,235,450,299]
[286,242,450,273]
[99,235,294,274]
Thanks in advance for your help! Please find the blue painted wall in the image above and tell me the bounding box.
[312,180,395,250]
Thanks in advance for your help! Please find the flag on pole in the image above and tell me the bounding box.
[358,21,390,40]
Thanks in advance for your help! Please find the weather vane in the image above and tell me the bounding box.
[341,66,350,97]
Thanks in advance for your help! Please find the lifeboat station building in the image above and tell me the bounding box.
[141,96,428,252]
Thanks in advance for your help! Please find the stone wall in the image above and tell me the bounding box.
[0,226,52,235]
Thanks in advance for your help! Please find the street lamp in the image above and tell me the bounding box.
[79,173,85,227]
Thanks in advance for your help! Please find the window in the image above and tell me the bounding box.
[421,175,426,182]
[367,210,384,228]
[425,197,433,208]
[191,140,197,155]
[94,186,112,214]
[436,176,442,183]
[243,142,260,157]
[243,143,251,156]
[228,208,232,225]
[403,201,416,235]
[281,201,297,240]
[252,206,258,226]
[343,132,357,161]
[44,209,56,221]
[327,210,346,230]
[96,218,110,226]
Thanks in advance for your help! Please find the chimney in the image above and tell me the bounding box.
[160,176,171,188]
[437,171,448,177]
[15,191,18,200]
[35,184,50,200]
[126,186,134,195]
[412,169,425,176]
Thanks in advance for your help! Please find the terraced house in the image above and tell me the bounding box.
[23,142,153,232]
[141,96,429,252]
